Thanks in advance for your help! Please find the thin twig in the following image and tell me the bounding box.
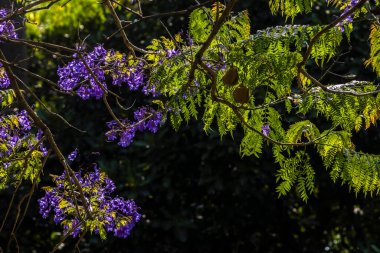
[300,68,380,97]
[104,0,147,55]
[15,76,86,133]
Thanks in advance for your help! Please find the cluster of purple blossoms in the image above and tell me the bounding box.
[0,110,47,168]
[0,9,18,41]
[57,45,107,99]
[57,45,155,99]
[108,52,144,87]
[38,167,141,239]
[336,0,358,32]
[106,106,163,148]
[0,110,31,155]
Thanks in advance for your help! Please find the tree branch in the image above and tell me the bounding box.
[0,49,93,220]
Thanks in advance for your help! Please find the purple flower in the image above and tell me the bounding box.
[68,149,78,161]
[134,106,163,133]
[105,130,118,141]
[53,205,66,224]
[145,111,163,133]
[8,134,19,148]
[187,32,193,46]
[36,129,44,140]
[18,110,31,130]
[57,45,107,100]
[261,124,270,137]
[40,144,48,156]
[118,129,135,147]
[104,177,116,194]
[0,127,7,140]
[0,9,18,41]
[166,49,179,58]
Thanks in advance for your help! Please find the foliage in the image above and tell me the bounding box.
[0,88,46,190]
[143,2,380,201]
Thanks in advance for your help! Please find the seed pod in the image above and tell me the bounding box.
[222,67,239,87]
[233,85,249,104]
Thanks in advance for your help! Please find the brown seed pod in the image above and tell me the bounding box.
[222,67,239,87]
[233,85,249,104]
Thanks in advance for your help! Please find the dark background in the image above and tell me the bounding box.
[2,0,380,252]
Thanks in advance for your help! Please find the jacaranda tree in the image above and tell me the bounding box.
[1,0,380,251]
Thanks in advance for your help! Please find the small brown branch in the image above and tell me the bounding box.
[110,0,141,17]
[104,0,147,55]
[50,221,83,253]
[7,62,72,95]
[0,36,76,55]
[184,0,238,92]
[297,0,368,69]
[15,75,86,133]
[73,228,87,253]
[103,95,125,128]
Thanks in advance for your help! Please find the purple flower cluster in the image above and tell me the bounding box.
[1,111,31,155]
[108,52,143,87]
[107,51,157,95]
[336,0,358,32]
[106,106,163,148]
[38,167,141,239]
[0,62,10,88]
[0,110,47,169]
[57,45,155,99]
[18,110,31,131]
[57,45,107,99]
[0,9,18,41]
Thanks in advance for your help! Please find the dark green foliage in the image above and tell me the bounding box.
[145,4,380,200]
